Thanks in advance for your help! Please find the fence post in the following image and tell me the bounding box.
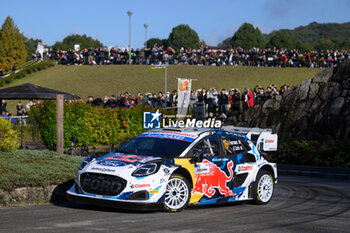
[32,117,35,143]
[56,94,64,153]
[20,118,23,149]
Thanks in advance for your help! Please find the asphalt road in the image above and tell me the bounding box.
[1,175,350,233]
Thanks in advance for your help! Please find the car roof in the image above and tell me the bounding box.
[148,127,249,142]
[148,127,217,136]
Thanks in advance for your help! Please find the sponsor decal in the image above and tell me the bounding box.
[90,167,115,173]
[237,165,253,172]
[105,155,142,163]
[265,139,275,143]
[150,190,159,194]
[143,110,161,129]
[138,131,197,142]
[81,177,123,194]
[160,178,166,184]
[140,157,161,163]
[163,168,170,174]
[194,163,211,175]
[97,160,126,167]
[130,184,151,189]
[192,160,234,198]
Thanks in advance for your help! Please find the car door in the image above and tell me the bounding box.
[221,133,255,198]
[191,134,235,203]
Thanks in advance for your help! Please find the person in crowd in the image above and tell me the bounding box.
[109,95,118,109]
[0,68,4,76]
[265,87,272,100]
[16,101,24,115]
[230,89,241,114]
[188,91,197,111]
[160,93,168,108]
[256,87,265,104]
[0,99,7,114]
[26,99,35,111]
[92,96,103,106]
[241,89,248,111]
[103,95,110,108]
[86,96,94,104]
[138,94,147,106]
[218,89,228,116]
[247,88,254,108]
[169,90,178,107]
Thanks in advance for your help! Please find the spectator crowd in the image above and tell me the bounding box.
[0,83,289,122]
[37,45,350,68]
[82,83,289,119]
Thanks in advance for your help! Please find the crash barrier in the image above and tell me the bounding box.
[1,116,41,148]
[278,165,350,180]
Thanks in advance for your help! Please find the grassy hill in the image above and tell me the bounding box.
[3,65,319,96]
[2,65,320,112]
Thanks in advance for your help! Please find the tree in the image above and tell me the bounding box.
[25,37,42,61]
[295,40,313,52]
[218,37,232,48]
[168,24,200,51]
[0,16,27,71]
[52,34,103,51]
[231,23,265,49]
[341,38,350,50]
[146,38,168,48]
[313,38,336,51]
[267,31,296,50]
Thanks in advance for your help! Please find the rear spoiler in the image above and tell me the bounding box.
[221,126,278,151]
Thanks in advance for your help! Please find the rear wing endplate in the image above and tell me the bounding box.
[221,126,278,151]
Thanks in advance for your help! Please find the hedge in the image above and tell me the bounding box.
[29,101,147,149]
[270,139,350,168]
[0,117,20,151]
[0,60,57,87]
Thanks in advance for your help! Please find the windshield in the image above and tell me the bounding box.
[116,137,191,158]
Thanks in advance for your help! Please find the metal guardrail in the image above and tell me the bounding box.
[1,59,41,78]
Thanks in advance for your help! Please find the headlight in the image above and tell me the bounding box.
[79,154,95,170]
[132,163,159,177]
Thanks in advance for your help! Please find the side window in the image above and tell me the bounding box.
[194,135,220,157]
[221,135,246,156]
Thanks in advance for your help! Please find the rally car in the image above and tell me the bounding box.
[67,126,278,212]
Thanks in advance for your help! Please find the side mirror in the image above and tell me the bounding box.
[190,148,204,164]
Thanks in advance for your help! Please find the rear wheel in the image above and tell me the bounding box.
[164,174,190,212]
[253,170,274,205]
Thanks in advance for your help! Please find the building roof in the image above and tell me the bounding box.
[0,83,80,100]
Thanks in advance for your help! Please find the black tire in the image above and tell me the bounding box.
[163,174,190,212]
[253,170,274,205]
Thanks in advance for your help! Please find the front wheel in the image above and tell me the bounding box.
[253,170,274,205]
[164,174,190,212]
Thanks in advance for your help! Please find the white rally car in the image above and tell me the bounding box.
[67,127,278,212]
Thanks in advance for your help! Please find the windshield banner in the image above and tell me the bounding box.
[177,78,192,118]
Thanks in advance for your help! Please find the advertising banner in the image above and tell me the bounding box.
[177,78,192,118]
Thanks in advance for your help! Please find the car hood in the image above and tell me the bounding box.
[93,152,164,167]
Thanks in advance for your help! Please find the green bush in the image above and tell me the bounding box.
[270,139,350,168]
[29,102,147,149]
[0,117,20,151]
[0,60,57,87]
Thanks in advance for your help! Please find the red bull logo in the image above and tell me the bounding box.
[192,160,234,198]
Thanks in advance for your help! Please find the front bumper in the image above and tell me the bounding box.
[67,189,163,211]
